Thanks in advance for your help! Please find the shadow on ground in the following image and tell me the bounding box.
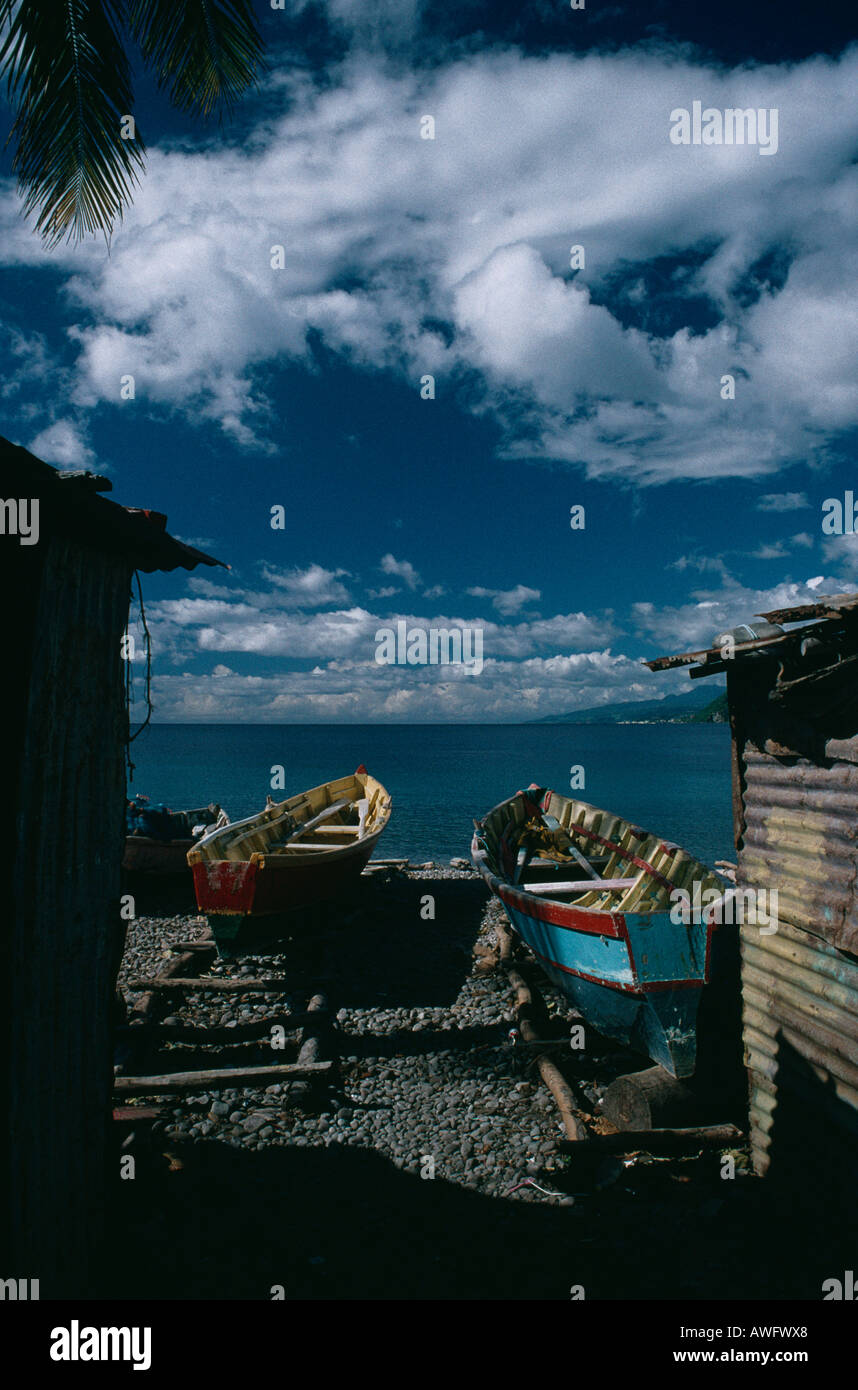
[102,1135,857,1302]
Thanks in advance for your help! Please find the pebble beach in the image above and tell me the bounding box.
[117,866,585,1200]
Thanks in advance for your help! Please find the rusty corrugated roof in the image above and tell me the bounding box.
[644,591,858,674]
[1,435,227,573]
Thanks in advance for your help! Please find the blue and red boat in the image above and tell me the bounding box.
[471,786,726,1078]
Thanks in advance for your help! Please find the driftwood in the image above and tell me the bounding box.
[601,1065,694,1131]
[126,975,291,993]
[116,1015,310,1044]
[558,1123,742,1155]
[114,1060,332,1094]
[508,967,587,1142]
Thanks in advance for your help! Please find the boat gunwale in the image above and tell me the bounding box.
[471,786,724,918]
[471,786,723,996]
[188,771,391,865]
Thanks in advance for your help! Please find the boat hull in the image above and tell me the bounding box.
[497,890,706,1077]
[472,787,723,1079]
[188,768,391,954]
[191,832,380,918]
[124,837,196,875]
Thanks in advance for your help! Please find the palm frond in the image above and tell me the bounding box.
[1,0,146,245]
[129,0,264,118]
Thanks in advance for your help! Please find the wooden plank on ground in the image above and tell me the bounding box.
[114,1060,332,1094]
[126,975,291,992]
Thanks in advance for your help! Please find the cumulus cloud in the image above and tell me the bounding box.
[27,418,95,470]
[467,583,541,615]
[146,647,662,724]
[260,563,352,608]
[380,553,421,588]
[3,46,857,480]
[123,553,857,721]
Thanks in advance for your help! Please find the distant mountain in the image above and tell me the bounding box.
[531,688,728,725]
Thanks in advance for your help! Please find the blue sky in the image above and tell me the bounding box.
[1,0,856,721]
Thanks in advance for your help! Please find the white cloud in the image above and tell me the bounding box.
[27,419,95,470]
[467,583,541,615]
[3,46,857,480]
[757,492,810,512]
[260,563,352,608]
[822,532,858,580]
[379,553,421,588]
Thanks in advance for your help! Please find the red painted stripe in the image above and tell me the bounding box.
[528,942,704,995]
[497,882,625,938]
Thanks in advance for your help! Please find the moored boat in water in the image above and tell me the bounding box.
[188,766,391,952]
[471,785,726,1078]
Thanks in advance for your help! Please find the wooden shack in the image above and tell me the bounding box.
[647,593,858,1191]
[0,437,224,1296]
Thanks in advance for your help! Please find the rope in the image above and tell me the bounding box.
[125,570,153,784]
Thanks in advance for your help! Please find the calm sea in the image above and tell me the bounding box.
[127,723,735,868]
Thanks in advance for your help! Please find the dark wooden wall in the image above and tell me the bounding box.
[3,535,130,1295]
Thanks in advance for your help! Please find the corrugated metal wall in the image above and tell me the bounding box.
[737,744,858,1182]
[739,749,858,957]
[7,535,129,1295]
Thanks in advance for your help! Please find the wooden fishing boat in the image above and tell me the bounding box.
[188,766,391,952]
[123,801,227,874]
[471,785,726,1078]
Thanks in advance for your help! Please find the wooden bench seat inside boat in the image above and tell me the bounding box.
[522,876,637,896]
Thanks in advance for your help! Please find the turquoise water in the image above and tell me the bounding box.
[127,723,734,868]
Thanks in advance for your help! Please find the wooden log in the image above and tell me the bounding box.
[297,994,328,1065]
[113,1060,332,1094]
[292,994,329,1101]
[169,941,218,954]
[126,975,291,993]
[112,1106,164,1124]
[601,1065,695,1131]
[507,967,587,1142]
[121,932,214,1072]
[496,919,514,962]
[558,1123,742,1155]
[116,1015,309,1043]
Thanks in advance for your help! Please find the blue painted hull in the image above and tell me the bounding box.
[471,786,724,1078]
[475,865,714,1078]
[503,899,706,1076]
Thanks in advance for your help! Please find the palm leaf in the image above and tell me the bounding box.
[0,0,145,245]
[129,0,264,118]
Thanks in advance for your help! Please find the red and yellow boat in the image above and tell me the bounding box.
[188,766,391,953]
